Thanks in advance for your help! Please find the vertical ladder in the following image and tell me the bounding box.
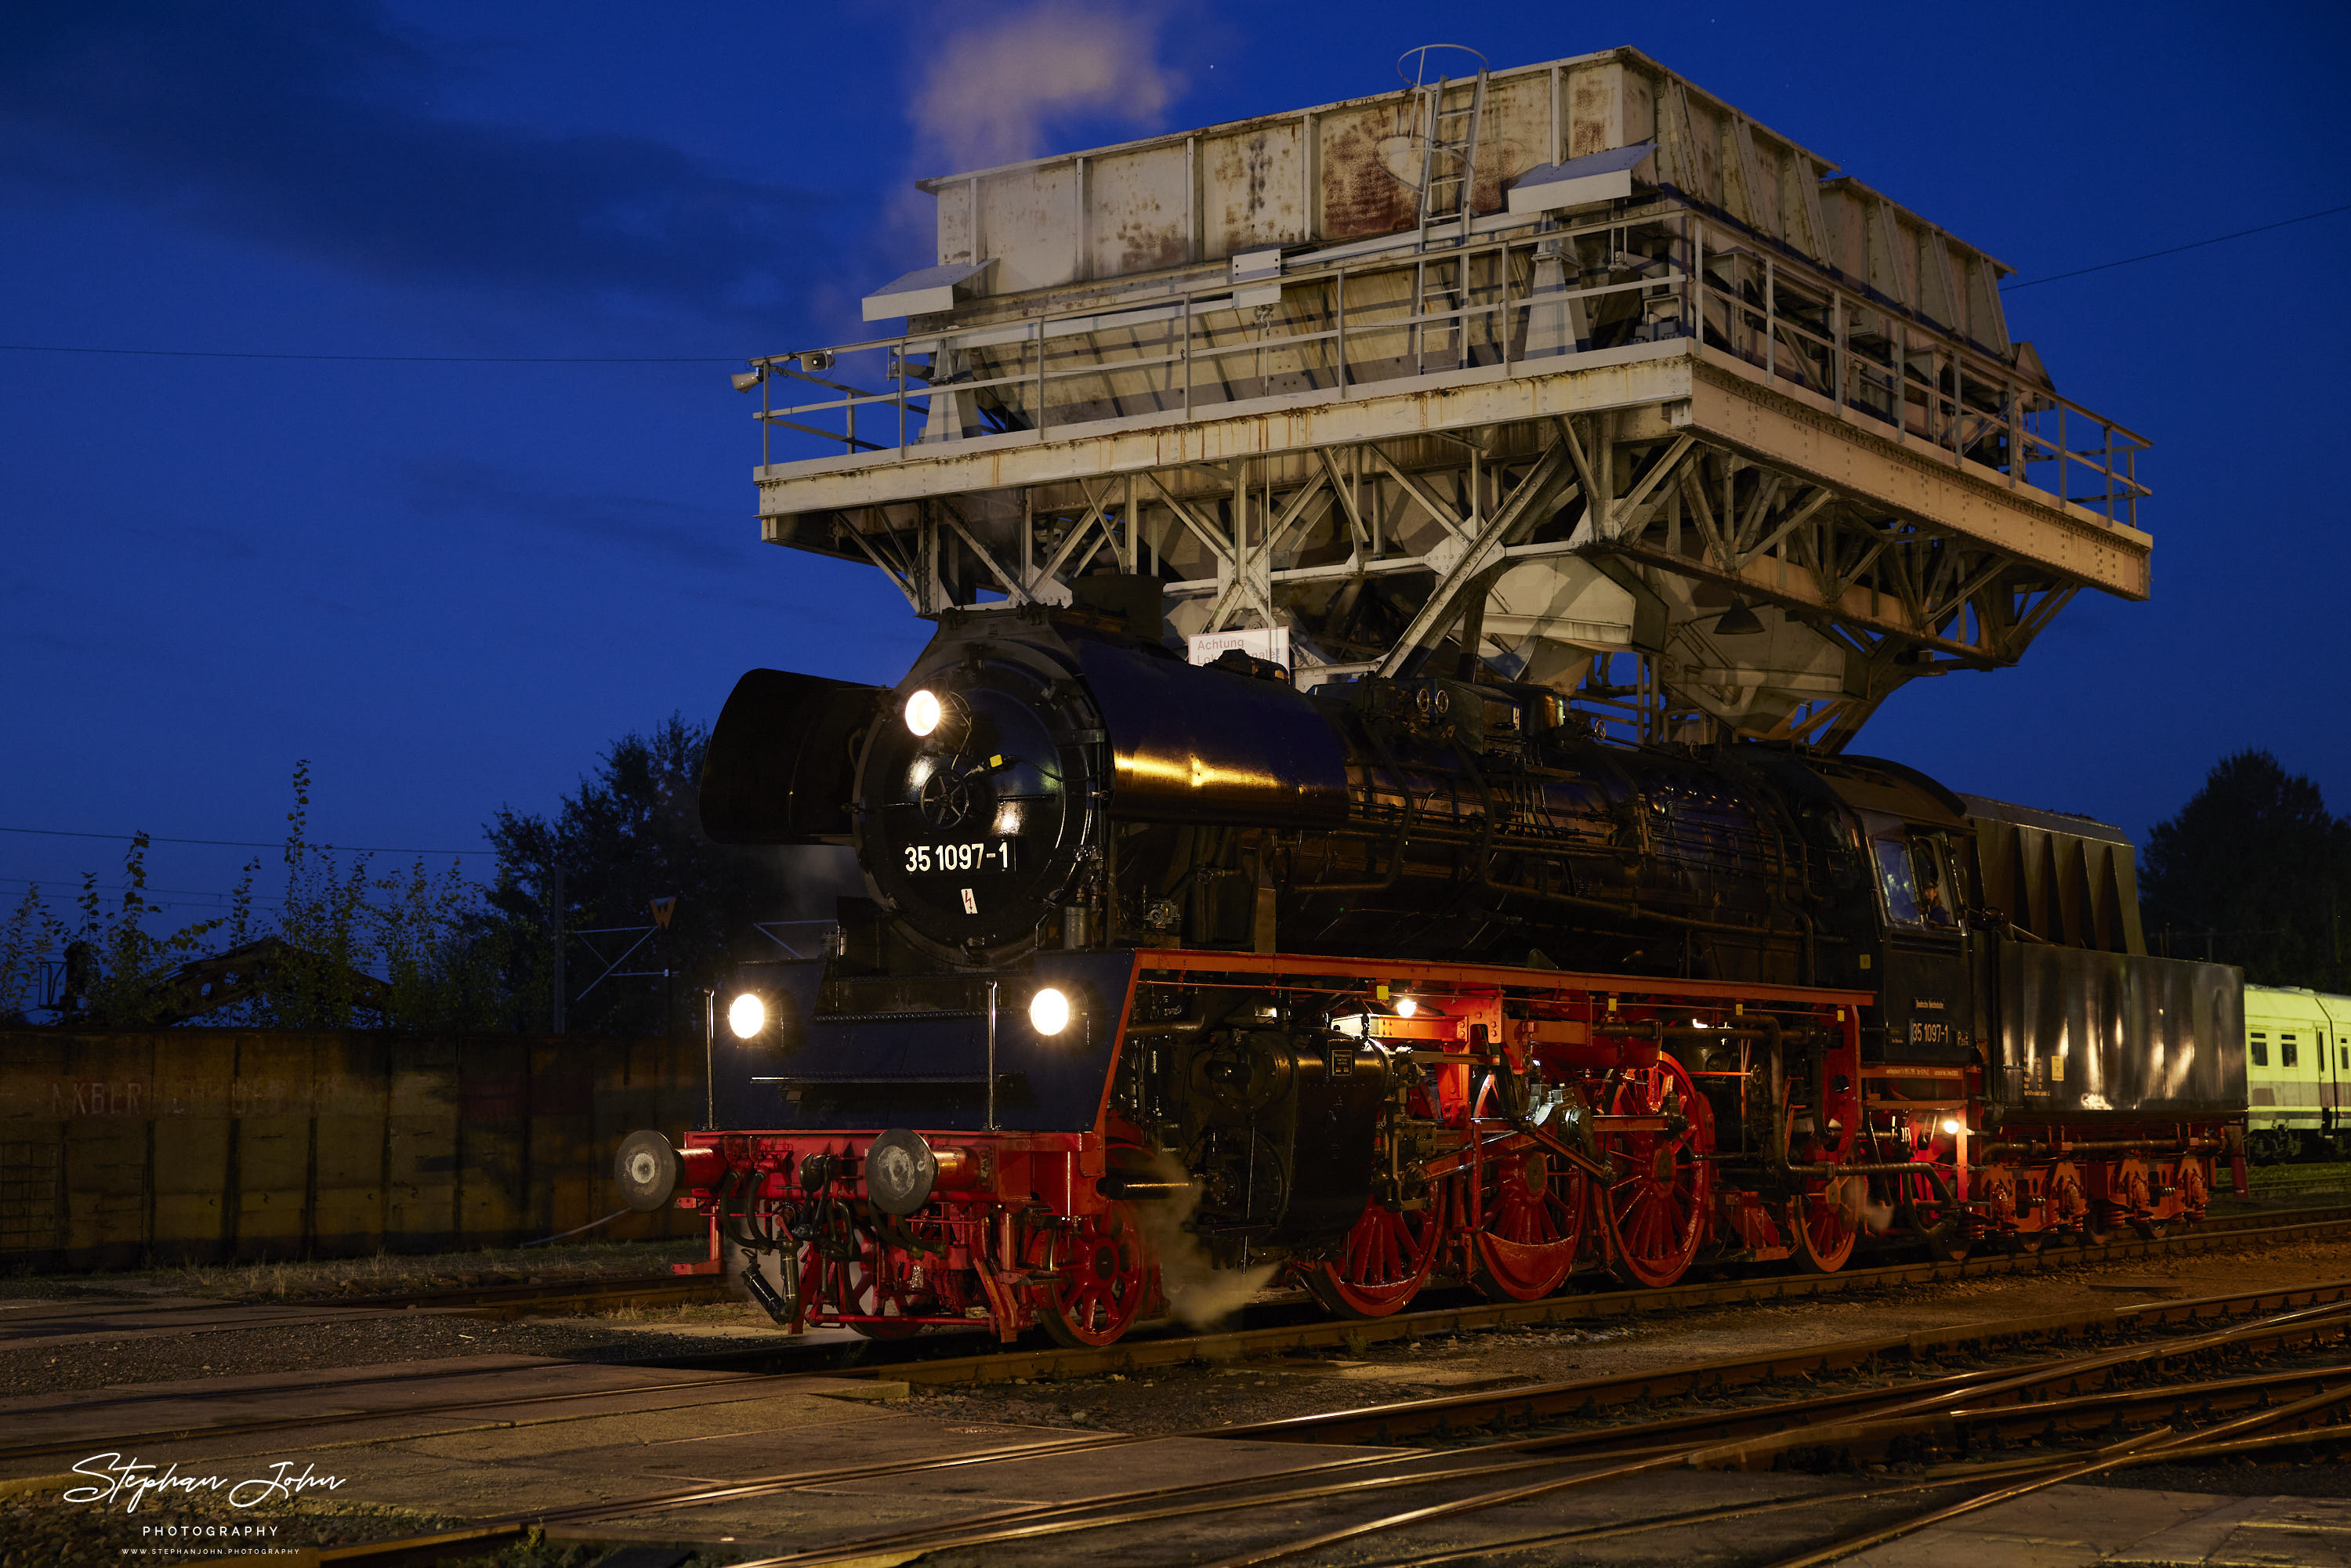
[1415,69,1487,245]
[1412,70,1486,371]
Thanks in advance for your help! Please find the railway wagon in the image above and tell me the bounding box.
[2244,986,2351,1161]
[614,594,2244,1343]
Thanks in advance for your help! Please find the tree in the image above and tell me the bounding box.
[2140,749,2351,988]
[480,715,857,1037]
[2,766,509,1030]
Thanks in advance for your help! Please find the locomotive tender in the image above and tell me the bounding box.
[615,585,2244,1344]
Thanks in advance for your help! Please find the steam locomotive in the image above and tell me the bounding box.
[613,582,2244,1345]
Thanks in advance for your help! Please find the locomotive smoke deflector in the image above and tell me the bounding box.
[701,668,884,844]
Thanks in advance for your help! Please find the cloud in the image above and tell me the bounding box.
[908,2,1183,176]
[401,455,747,573]
[0,2,825,316]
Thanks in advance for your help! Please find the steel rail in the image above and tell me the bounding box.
[213,1272,2351,1568]
[0,1366,906,1467]
[1761,1379,2351,1568]
[1208,1365,2351,1567]
[688,1289,2351,1568]
[63,1211,2348,1472]
[652,1311,2351,1568]
[1226,1269,2351,1447]
[839,1207,2351,1392]
[0,1271,723,1324]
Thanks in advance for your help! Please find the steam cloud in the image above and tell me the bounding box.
[908,2,1183,176]
[1132,1149,1280,1329]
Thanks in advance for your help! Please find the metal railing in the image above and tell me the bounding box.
[750,196,2148,530]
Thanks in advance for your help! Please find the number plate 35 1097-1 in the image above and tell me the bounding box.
[904,840,1018,875]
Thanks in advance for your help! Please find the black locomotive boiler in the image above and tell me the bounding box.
[617,585,2244,1344]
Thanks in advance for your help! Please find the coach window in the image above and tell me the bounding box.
[2251,1032,2268,1066]
[2283,1034,2299,1068]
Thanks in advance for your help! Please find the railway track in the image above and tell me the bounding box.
[784,1203,2351,1389]
[313,1270,728,1318]
[222,1262,2351,1568]
[34,1206,2351,1481]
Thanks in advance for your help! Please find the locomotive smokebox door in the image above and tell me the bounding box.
[864,1128,940,1215]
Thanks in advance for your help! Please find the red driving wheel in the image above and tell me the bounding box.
[1025,1204,1154,1348]
[1598,1056,1713,1288]
[1468,1141,1586,1301]
[1787,1173,1860,1273]
[1304,1199,1445,1318]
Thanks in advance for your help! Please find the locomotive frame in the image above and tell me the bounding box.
[636,948,2230,1345]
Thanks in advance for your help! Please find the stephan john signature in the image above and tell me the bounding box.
[64,1452,346,1512]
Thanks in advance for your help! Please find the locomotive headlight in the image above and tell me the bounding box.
[1393,995,1418,1019]
[904,688,943,737]
[1941,1118,1962,1135]
[1030,986,1072,1036]
[726,991,768,1040]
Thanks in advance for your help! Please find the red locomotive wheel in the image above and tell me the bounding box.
[1976,1165,2044,1255]
[846,1223,940,1339]
[1026,1205,1154,1349]
[2169,1154,2209,1223]
[1469,1146,1585,1301]
[1599,1056,1713,1289]
[1304,1200,1445,1318]
[1787,1174,1861,1274]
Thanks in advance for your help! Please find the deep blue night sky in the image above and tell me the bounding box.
[5,1,2347,922]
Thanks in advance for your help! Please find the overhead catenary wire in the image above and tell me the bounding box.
[0,874,288,906]
[0,201,2337,368]
[0,825,495,857]
[2002,200,2351,289]
[0,345,737,364]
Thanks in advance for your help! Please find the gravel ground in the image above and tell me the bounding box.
[0,1304,806,1400]
[8,1222,2351,1561]
[0,1493,466,1568]
[905,1233,2351,1440]
[0,1237,707,1305]
[0,1498,744,1568]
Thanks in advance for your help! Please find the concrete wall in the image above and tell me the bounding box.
[0,1028,706,1271]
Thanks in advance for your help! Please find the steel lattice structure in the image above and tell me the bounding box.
[743,46,2146,751]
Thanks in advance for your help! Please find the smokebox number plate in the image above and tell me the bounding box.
[904,839,1019,875]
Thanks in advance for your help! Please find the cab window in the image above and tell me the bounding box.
[1872,833,1956,930]
[2251,1031,2269,1067]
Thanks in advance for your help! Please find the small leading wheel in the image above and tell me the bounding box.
[1788,1174,1861,1274]
[1026,1205,1154,1348]
[1598,1056,1713,1289]
[1304,1199,1445,1318]
[847,1220,943,1340]
[1468,1143,1587,1301]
